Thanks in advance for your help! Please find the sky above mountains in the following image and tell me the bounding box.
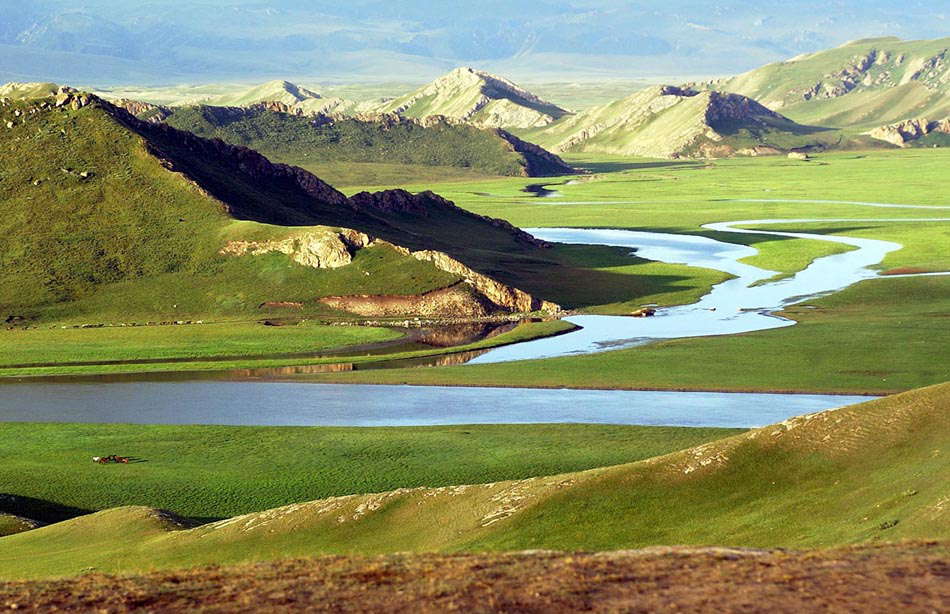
[0,1,946,84]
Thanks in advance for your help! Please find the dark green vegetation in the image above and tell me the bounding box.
[0,423,740,523]
[1,383,945,578]
[161,105,574,178]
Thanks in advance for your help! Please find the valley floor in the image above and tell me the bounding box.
[1,543,945,613]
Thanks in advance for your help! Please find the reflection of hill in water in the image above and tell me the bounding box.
[417,322,518,348]
[230,347,494,379]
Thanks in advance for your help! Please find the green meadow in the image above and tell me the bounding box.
[0,422,740,524]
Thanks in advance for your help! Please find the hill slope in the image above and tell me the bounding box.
[526,85,835,158]
[373,67,570,130]
[713,37,950,130]
[159,104,574,177]
[0,89,566,322]
[1,382,946,578]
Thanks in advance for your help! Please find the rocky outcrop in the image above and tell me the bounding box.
[867,117,950,146]
[113,99,171,123]
[394,247,559,314]
[319,282,497,318]
[220,228,372,269]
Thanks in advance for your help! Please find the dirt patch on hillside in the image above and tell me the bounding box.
[0,542,945,612]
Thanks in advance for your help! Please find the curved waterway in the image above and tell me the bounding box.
[469,219,948,363]
[5,215,945,427]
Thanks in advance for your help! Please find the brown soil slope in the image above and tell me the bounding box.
[0,543,945,613]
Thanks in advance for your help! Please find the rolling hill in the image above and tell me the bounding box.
[157,104,575,177]
[711,37,950,130]
[1,382,946,579]
[0,87,572,323]
[372,67,570,129]
[523,85,838,158]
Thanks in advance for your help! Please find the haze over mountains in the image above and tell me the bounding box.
[0,1,946,83]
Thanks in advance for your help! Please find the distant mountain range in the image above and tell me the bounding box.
[0,1,946,83]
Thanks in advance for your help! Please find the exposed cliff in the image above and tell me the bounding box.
[867,117,950,147]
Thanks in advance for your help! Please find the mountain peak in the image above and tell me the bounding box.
[373,67,569,130]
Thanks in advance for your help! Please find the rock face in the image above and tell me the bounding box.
[319,282,496,318]
[113,99,171,123]
[220,229,373,269]
[540,85,807,159]
[868,117,950,146]
[393,247,560,314]
[373,67,570,130]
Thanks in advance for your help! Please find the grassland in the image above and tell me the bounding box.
[0,383,945,579]
[0,321,402,368]
[0,320,576,378]
[0,422,740,523]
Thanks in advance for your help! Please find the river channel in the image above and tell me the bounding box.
[4,216,945,428]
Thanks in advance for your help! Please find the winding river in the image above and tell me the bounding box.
[2,211,946,428]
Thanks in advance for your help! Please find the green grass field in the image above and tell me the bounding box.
[0,319,576,378]
[0,383,944,579]
[0,422,740,523]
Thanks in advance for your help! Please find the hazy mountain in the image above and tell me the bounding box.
[523,85,838,158]
[0,1,945,84]
[372,67,570,129]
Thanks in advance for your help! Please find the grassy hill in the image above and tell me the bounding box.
[713,37,950,131]
[0,89,617,325]
[1,383,946,578]
[373,67,570,130]
[160,104,575,177]
[522,85,845,158]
